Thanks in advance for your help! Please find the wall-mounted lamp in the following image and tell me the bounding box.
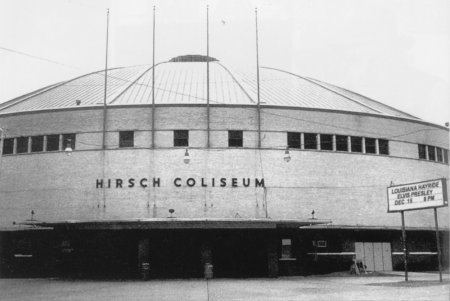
[64,138,73,155]
[283,147,291,162]
[183,149,190,164]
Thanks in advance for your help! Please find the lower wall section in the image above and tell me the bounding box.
[0,227,447,279]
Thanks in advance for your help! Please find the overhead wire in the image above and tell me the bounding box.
[0,42,446,142]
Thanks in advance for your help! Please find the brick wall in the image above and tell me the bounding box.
[0,106,448,229]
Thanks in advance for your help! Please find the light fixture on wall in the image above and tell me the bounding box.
[64,138,73,155]
[283,147,291,162]
[183,148,190,164]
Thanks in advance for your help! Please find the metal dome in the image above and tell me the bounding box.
[0,57,418,119]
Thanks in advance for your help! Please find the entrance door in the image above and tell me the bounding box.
[355,242,392,271]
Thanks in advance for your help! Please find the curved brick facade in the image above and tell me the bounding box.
[0,105,448,229]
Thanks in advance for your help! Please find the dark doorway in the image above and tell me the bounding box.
[148,230,203,278]
[212,230,268,278]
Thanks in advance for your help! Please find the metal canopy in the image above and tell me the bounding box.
[20,218,331,230]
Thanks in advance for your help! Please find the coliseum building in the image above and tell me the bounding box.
[0,55,448,278]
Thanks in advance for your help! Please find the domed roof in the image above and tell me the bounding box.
[0,55,418,119]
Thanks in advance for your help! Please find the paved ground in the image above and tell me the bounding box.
[0,272,448,301]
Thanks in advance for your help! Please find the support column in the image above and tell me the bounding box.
[138,238,150,280]
[43,135,48,152]
[362,137,366,153]
[27,137,32,153]
[13,138,17,154]
[0,232,4,277]
[201,242,213,279]
[375,139,379,155]
[300,133,305,149]
[267,236,279,278]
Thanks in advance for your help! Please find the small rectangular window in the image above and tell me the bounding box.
[336,135,348,151]
[443,149,448,164]
[31,136,44,152]
[62,134,76,150]
[350,136,362,152]
[428,145,436,161]
[228,130,243,147]
[436,147,443,162]
[2,138,14,155]
[418,144,427,159]
[365,138,376,154]
[320,134,333,151]
[173,130,188,147]
[304,133,317,150]
[119,131,134,148]
[317,240,327,248]
[281,239,293,259]
[46,135,60,151]
[378,139,389,155]
[287,132,301,149]
[16,137,28,154]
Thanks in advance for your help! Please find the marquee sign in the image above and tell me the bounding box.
[387,178,448,212]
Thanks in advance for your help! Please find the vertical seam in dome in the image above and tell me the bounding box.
[0,68,122,113]
[216,62,256,104]
[108,62,166,105]
[306,77,420,120]
[261,66,384,114]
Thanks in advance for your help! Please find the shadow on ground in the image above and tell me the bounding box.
[366,280,450,287]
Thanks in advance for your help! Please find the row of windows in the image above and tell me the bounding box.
[287,132,389,155]
[418,144,448,163]
[2,131,447,164]
[119,130,389,155]
[2,134,75,155]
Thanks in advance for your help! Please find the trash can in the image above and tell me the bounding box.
[141,262,150,280]
[204,263,213,279]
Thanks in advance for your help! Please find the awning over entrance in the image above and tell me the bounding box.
[20,218,331,230]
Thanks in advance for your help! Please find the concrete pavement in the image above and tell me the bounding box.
[0,272,448,301]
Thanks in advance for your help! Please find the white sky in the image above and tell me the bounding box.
[1,0,449,125]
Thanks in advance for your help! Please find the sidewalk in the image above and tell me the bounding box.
[0,272,448,301]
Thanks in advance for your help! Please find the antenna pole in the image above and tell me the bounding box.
[255,8,261,149]
[206,5,211,148]
[151,6,156,149]
[102,8,110,150]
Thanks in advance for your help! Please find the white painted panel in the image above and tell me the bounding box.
[373,243,384,271]
[382,242,393,271]
[355,242,364,261]
[363,242,375,271]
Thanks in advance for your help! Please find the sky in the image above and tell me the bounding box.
[1,0,449,125]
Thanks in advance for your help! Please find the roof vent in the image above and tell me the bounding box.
[75,99,81,106]
[169,55,218,63]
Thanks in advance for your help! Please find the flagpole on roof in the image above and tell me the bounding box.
[151,5,156,149]
[101,8,110,210]
[255,8,261,149]
[102,8,110,151]
[206,5,211,148]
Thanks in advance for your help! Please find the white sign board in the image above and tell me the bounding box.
[387,178,448,213]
